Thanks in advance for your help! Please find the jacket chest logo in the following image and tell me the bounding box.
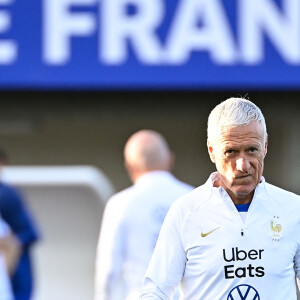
[270,216,282,241]
[201,226,220,237]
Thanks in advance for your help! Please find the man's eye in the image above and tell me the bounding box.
[249,147,258,153]
[225,150,235,156]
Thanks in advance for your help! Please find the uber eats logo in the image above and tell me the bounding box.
[223,247,265,279]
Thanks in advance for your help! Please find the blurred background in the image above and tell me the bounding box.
[0,92,299,300]
[0,92,299,193]
[1,0,300,299]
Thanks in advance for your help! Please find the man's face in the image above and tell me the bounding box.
[208,121,267,204]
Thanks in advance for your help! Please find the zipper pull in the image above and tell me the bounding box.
[241,229,244,236]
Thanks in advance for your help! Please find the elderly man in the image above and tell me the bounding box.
[94,130,193,300]
[140,98,300,299]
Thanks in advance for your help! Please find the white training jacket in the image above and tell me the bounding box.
[94,171,194,300]
[140,172,300,300]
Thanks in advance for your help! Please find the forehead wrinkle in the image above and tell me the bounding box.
[220,135,263,145]
[218,123,265,144]
[219,138,263,153]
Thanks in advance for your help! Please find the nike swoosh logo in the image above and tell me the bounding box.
[201,227,221,237]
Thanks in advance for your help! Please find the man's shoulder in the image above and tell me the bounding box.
[0,181,12,191]
[173,179,194,192]
[0,182,21,198]
[107,185,134,204]
[264,181,300,204]
[164,178,194,200]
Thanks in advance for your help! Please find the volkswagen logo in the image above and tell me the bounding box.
[227,284,260,300]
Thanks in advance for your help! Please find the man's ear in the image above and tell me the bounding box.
[167,151,175,171]
[124,161,135,183]
[207,140,215,163]
[264,136,268,157]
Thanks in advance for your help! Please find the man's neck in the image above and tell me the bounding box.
[226,189,254,205]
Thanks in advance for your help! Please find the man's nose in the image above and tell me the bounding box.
[236,156,250,172]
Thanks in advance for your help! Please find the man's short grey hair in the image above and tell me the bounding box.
[207,97,267,143]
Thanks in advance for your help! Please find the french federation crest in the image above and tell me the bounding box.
[270,216,282,241]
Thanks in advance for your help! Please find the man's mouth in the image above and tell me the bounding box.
[235,174,251,179]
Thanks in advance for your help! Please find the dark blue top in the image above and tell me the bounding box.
[235,203,251,212]
[0,182,40,300]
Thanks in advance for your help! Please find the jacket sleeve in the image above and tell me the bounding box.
[295,238,300,280]
[140,201,186,299]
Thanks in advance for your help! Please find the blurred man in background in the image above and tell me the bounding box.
[0,149,40,300]
[94,129,194,300]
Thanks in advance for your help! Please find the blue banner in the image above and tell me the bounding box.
[0,0,299,89]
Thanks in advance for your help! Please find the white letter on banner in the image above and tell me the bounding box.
[43,0,96,64]
[0,0,17,65]
[165,0,236,64]
[101,0,164,64]
[240,0,300,64]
